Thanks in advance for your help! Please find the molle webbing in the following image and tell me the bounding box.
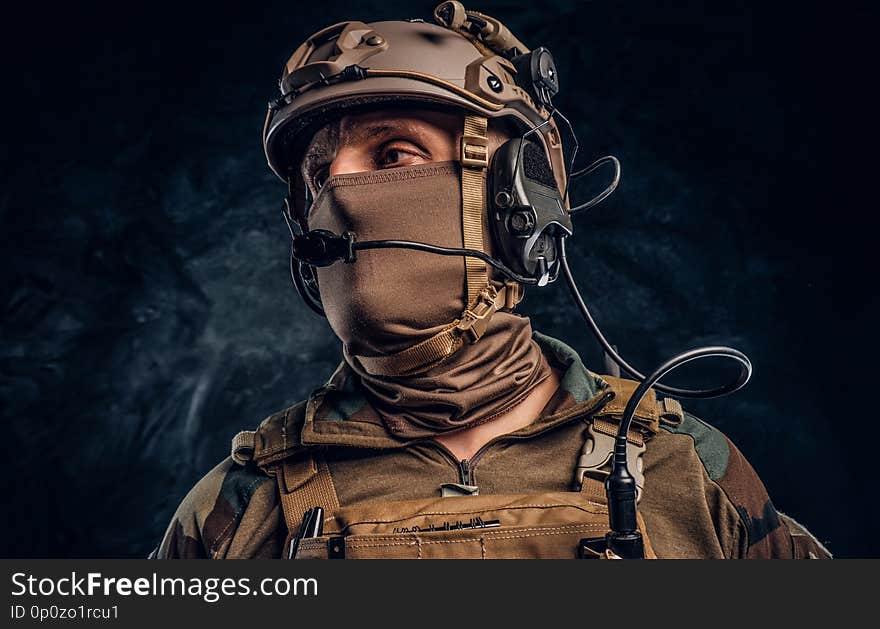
[286,480,658,559]
[596,374,684,435]
[579,471,607,503]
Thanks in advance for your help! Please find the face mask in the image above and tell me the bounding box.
[308,161,552,438]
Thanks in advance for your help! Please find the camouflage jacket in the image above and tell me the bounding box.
[152,333,831,559]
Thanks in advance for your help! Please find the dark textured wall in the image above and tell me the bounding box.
[2,0,874,557]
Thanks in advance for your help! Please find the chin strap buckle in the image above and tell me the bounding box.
[502,280,523,309]
[460,133,489,168]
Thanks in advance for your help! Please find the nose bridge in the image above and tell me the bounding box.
[328,144,366,177]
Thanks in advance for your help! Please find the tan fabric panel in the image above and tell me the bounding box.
[290,491,655,559]
[596,375,662,435]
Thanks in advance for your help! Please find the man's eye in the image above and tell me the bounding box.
[381,149,408,165]
[378,143,426,168]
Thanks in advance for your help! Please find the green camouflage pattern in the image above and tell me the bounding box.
[153,334,831,559]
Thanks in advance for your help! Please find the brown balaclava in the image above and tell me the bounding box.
[308,159,553,439]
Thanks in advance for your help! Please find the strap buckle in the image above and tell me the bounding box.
[575,423,646,501]
[455,286,500,342]
[460,134,489,168]
[502,280,523,309]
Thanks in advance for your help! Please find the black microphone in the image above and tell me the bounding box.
[292,230,357,267]
[290,227,541,285]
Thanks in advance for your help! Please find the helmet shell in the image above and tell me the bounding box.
[262,16,568,207]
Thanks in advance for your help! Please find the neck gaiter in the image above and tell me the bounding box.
[308,161,553,438]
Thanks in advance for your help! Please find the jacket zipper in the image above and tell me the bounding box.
[458,459,473,485]
[436,390,615,485]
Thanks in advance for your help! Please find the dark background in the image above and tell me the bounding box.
[1,0,875,557]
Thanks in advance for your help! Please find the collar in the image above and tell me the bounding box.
[299,332,619,449]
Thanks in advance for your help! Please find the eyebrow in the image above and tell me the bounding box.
[342,122,410,146]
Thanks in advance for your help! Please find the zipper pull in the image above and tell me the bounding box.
[439,459,479,497]
[459,459,472,485]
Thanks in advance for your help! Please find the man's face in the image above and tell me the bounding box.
[301,107,509,198]
[300,107,514,355]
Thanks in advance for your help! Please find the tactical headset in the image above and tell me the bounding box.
[283,44,577,316]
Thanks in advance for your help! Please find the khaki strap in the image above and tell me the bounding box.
[357,320,464,378]
[355,281,520,377]
[580,476,607,504]
[230,430,256,466]
[594,376,686,435]
[276,453,340,536]
[659,397,684,427]
[596,375,662,435]
[592,417,644,447]
[460,113,489,304]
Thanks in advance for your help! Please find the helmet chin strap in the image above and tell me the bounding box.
[460,113,491,304]
[351,114,523,378]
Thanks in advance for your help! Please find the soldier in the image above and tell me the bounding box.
[153,2,830,559]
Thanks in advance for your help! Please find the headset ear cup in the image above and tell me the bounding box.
[487,137,514,269]
[488,136,572,285]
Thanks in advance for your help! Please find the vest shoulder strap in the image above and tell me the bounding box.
[594,374,684,436]
[229,401,340,543]
[276,452,340,544]
[230,400,309,471]
[577,375,685,502]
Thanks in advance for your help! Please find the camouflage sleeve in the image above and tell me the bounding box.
[778,512,833,559]
[714,434,832,559]
[151,457,275,559]
[649,411,832,558]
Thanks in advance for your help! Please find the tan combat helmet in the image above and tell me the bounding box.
[263,1,571,376]
[263,1,568,221]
